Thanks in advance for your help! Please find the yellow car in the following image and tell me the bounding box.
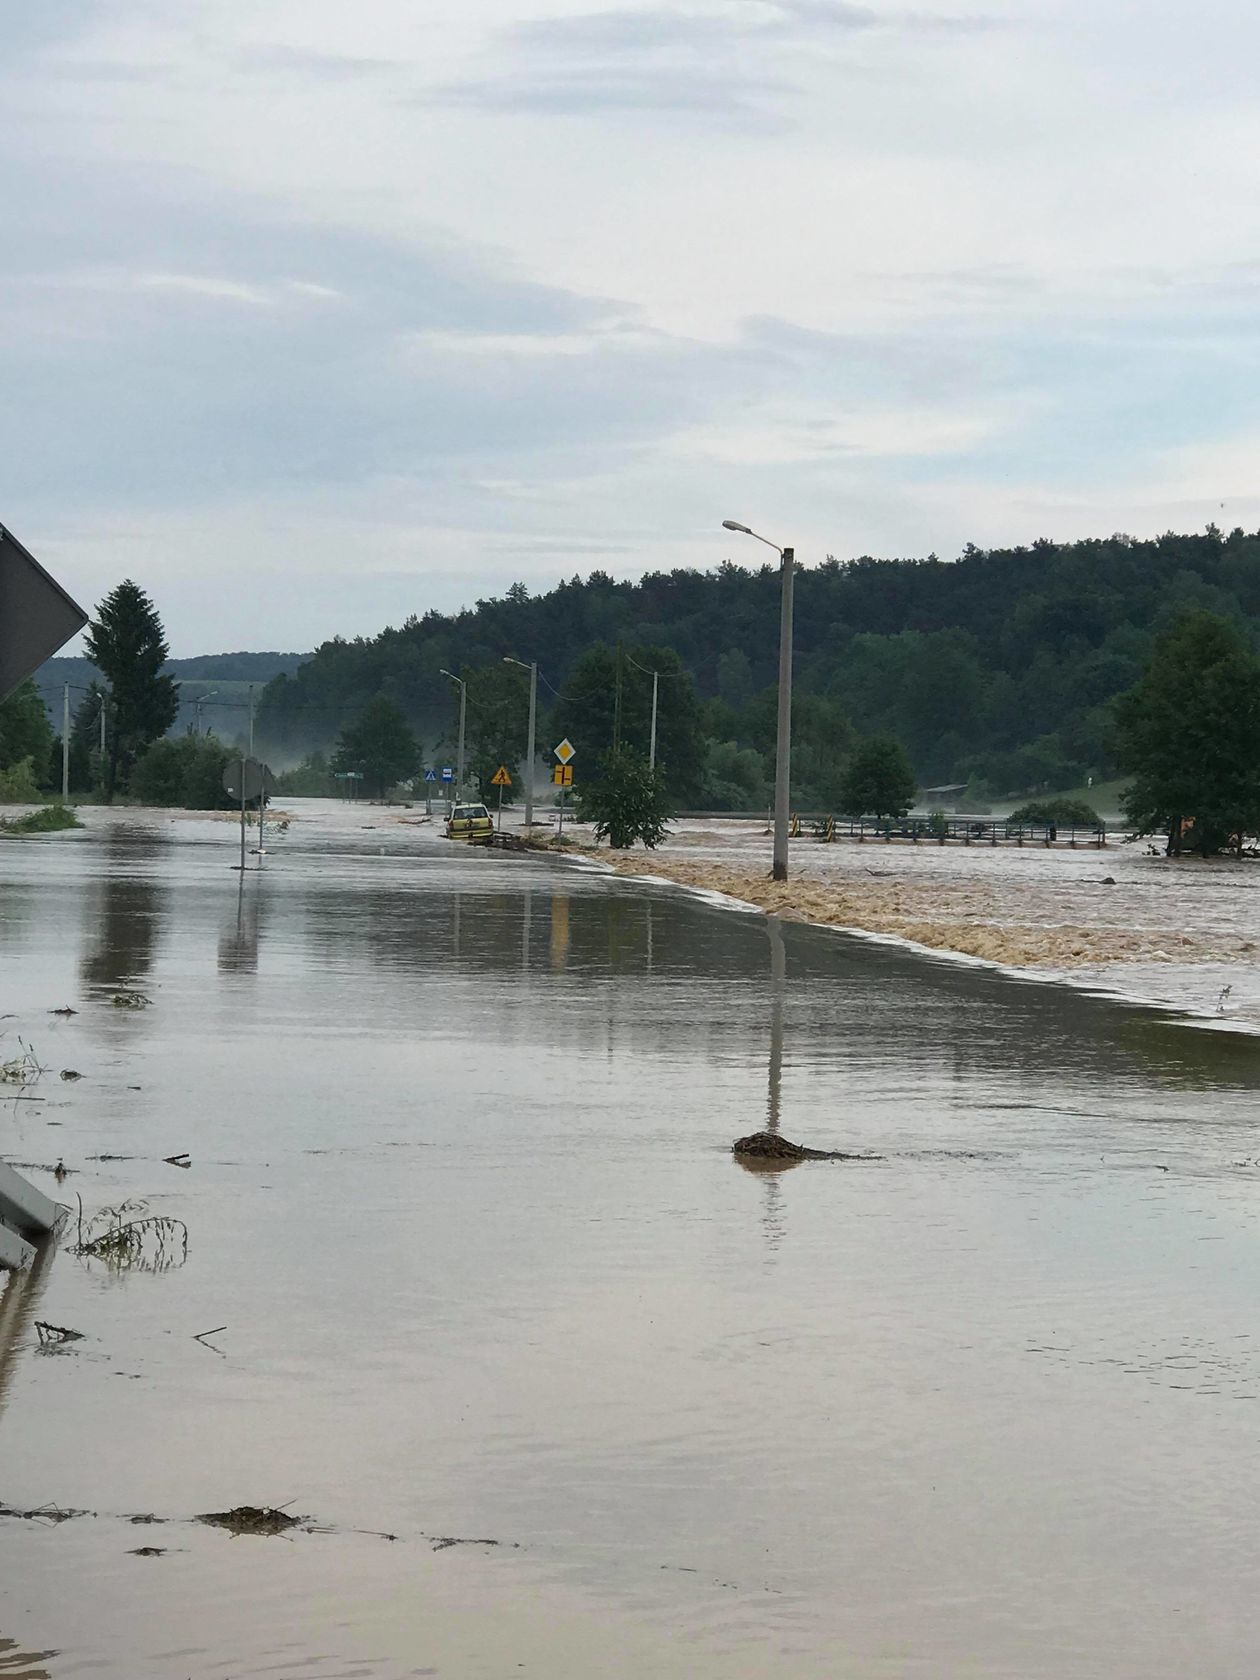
[445,802,494,844]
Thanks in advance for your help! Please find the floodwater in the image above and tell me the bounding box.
[3,803,1260,1678]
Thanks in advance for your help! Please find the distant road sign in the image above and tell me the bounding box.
[552,764,574,787]
[222,758,276,802]
[554,738,576,765]
[0,524,88,702]
[491,765,512,787]
[440,766,454,782]
[423,769,437,783]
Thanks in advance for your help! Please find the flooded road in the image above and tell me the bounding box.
[3,803,1260,1677]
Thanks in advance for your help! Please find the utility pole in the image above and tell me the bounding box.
[99,695,106,757]
[771,548,795,882]
[624,652,660,771]
[722,521,795,881]
[61,684,70,800]
[503,657,537,828]
[439,670,467,800]
[248,684,255,757]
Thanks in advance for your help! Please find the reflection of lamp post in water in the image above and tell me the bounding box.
[767,913,785,1134]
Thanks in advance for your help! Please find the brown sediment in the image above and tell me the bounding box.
[602,855,1235,970]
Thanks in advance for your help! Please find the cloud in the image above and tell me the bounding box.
[232,43,397,79]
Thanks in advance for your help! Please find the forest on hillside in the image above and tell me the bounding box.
[256,526,1260,806]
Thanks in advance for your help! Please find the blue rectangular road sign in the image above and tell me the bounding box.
[423,769,437,782]
[441,767,454,782]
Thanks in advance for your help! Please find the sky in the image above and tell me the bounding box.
[9,0,1260,654]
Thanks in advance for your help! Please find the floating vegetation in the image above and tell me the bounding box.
[0,805,82,835]
[0,1040,46,1085]
[197,1505,303,1537]
[110,993,152,1011]
[60,1069,82,1081]
[73,1199,188,1272]
[0,1501,87,1524]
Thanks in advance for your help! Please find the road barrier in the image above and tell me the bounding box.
[0,1162,59,1272]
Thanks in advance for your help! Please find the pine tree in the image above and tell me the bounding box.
[84,581,178,800]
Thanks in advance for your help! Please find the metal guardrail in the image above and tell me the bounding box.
[0,1161,59,1272]
[806,815,1107,847]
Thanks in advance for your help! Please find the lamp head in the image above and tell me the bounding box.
[722,520,752,534]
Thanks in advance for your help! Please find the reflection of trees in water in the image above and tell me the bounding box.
[79,834,170,994]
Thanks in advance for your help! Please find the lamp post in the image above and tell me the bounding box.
[194,690,219,736]
[439,669,467,797]
[624,652,660,770]
[722,519,794,881]
[503,656,537,828]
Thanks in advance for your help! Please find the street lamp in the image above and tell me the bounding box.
[624,651,660,770]
[722,519,794,881]
[503,656,537,829]
[194,690,219,736]
[439,669,467,797]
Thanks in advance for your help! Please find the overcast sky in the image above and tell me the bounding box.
[10,0,1260,654]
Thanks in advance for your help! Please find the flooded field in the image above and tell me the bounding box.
[3,803,1260,1677]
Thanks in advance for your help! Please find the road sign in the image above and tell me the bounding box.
[423,769,437,783]
[552,764,573,786]
[553,738,576,765]
[222,757,276,802]
[491,765,512,787]
[441,766,454,782]
[0,524,88,702]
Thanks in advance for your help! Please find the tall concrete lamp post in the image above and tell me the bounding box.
[722,520,794,881]
[503,656,537,829]
[439,668,467,797]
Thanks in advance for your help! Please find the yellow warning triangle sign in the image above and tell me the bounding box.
[491,765,512,786]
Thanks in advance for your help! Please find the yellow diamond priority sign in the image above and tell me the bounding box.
[491,765,512,787]
[554,738,576,765]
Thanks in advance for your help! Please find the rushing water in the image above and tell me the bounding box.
[3,804,1260,1678]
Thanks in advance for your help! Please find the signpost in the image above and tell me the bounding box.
[491,764,512,831]
[423,766,437,814]
[222,757,276,871]
[552,741,576,840]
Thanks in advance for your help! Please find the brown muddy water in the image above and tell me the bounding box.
[3,803,1260,1678]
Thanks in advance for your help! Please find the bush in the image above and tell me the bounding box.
[577,750,672,848]
[0,757,41,802]
[0,804,82,834]
[131,736,236,809]
[1008,797,1102,828]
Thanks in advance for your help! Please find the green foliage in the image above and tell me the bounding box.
[85,580,178,800]
[130,735,236,809]
[0,758,41,802]
[925,808,949,837]
[274,751,334,796]
[459,662,528,802]
[577,750,672,849]
[838,736,918,819]
[1008,797,1102,828]
[0,804,82,834]
[701,739,768,811]
[0,681,54,778]
[550,644,703,799]
[333,694,419,799]
[1113,610,1260,856]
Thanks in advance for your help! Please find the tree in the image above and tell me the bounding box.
[1113,610,1260,856]
[578,750,672,848]
[131,735,236,809]
[459,662,529,803]
[84,580,178,800]
[549,644,703,800]
[332,695,418,798]
[838,736,918,819]
[0,680,53,776]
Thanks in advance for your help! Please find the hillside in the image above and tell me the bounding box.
[36,650,309,740]
[256,527,1260,800]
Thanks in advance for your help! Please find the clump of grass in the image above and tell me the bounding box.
[0,1039,46,1085]
[197,1505,304,1537]
[73,1199,188,1271]
[111,992,152,1010]
[0,805,82,835]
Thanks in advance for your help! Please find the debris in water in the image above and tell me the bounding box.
[0,1501,87,1524]
[54,1160,67,1182]
[129,1546,169,1557]
[60,1069,82,1081]
[110,993,151,1010]
[429,1535,504,1551]
[164,1153,191,1169]
[73,1200,188,1271]
[35,1322,83,1346]
[732,1131,880,1162]
[197,1505,304,1537]
[49,1007,77,1017]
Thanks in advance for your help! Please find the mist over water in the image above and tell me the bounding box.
[3,804,1260,1677]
